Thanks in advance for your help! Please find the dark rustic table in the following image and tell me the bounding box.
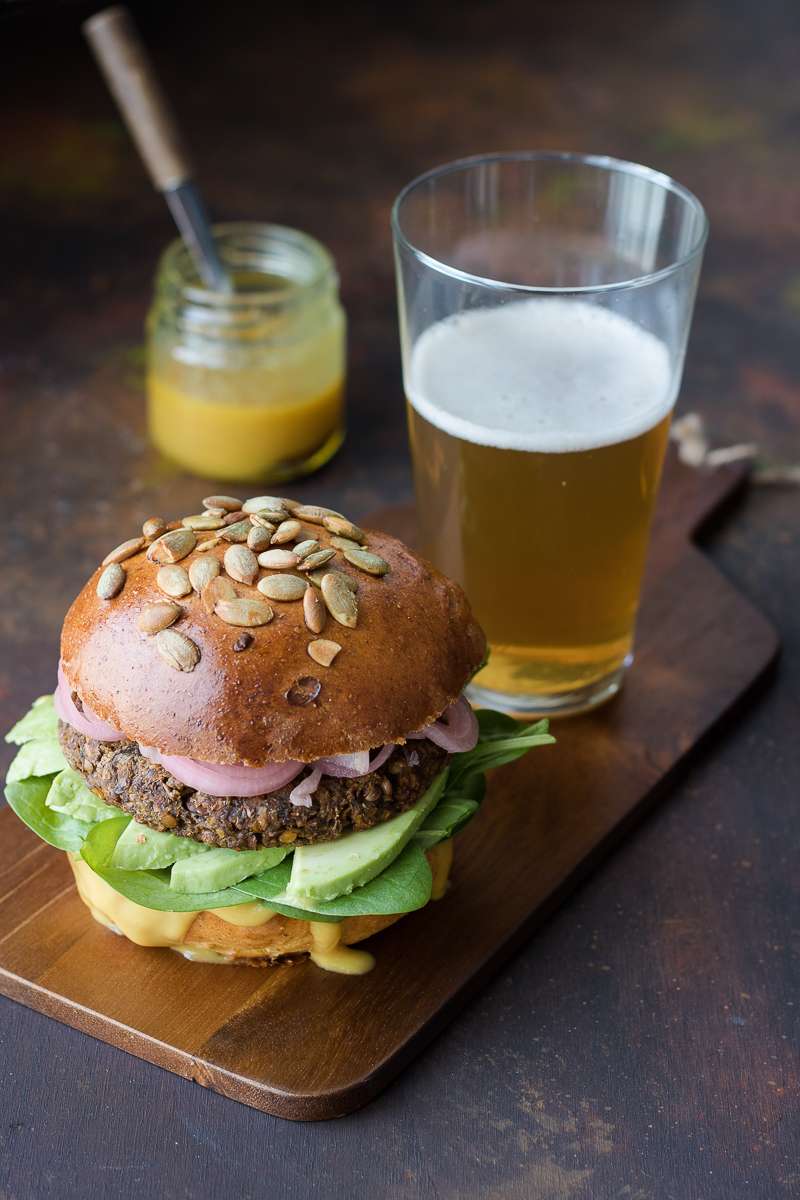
[1,2,798,1197]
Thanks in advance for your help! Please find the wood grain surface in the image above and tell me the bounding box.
[1,0,798,1195]
[0,455,777,1121]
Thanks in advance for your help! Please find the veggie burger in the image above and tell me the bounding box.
[4,495,553,974]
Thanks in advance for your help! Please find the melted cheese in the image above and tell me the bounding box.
[206,904,276,927]
[69,840,456,976]
[70,856,376,974]
[71,856,197,946]
[70,856,274,946]
[309,921,375,975]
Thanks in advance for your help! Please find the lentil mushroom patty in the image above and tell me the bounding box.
[58,721,448,850]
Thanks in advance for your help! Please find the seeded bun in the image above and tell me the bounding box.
[60,501,485,764]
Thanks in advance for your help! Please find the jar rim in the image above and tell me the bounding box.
[157,221,338,310]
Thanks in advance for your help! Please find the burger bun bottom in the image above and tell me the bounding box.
[68,843,453,971]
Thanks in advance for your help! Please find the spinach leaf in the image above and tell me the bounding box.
[448,714,553,788]
[413,798,480,850]
[4,777,92,852]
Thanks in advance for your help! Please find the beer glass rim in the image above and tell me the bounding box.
[391,150,709,296]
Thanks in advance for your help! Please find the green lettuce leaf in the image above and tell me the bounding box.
[448,712,554,790]
[411,715,552,847]
[445,772,486,805]
[6,737,67,784]
[5,776,93,852]
[81,817,253,911]
[413,798,480,850]
[111,820,211,871]
[5,694,58,745]
[46,767,119,824]
[474,709,520,738]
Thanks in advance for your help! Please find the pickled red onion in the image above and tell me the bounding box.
[55,665,125,743]
[315,751,371,778]
[138,745,304,798]
[364,743,395,773]
[288,745,397,804]
[407,695,478,752]
[289,766,322,808]
[138,745,399,801]
[313,745,397,778]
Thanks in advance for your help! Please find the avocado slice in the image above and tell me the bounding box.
[111,819,209,871]
[170,845,288,893]
[287,770,447,903]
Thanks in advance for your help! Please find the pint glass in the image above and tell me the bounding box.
[393,152,707,715]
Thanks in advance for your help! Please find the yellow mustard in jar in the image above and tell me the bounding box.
[147,223,346,483]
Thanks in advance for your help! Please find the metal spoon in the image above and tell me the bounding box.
[83,5,232,293]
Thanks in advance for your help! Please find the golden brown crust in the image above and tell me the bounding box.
[183,910,402,958]
[60,523,485,764]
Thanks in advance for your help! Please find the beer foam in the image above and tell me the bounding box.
[407,298,675,452]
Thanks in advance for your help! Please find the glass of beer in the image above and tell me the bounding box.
[392,152,707,715]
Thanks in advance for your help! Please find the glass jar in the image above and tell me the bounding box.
[146,222,346,483]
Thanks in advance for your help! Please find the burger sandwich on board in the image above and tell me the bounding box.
[5,496,553,974]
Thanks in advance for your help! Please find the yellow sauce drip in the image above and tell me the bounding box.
[428,839,454,900]
[71,856,197,946]
[70,847,455,976]
[70,856,274,945]
[206,904,276,927]
[71,857,375,974]
[308,921,375,975]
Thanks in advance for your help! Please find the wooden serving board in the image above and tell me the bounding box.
[0,452,779,1121]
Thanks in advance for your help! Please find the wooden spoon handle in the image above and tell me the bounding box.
[83,5,190,192]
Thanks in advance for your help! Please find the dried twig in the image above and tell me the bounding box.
[670,413,798,486]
